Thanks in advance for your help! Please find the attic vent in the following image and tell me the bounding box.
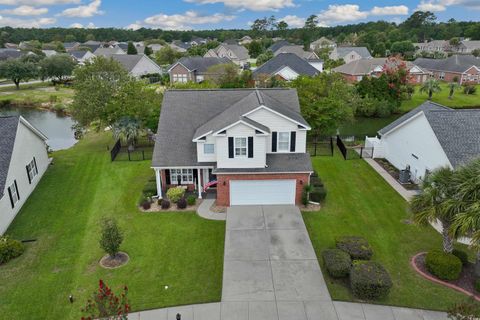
[255,130,263,134]
[200,136,206,140]
[298,125,306,129]
[218,130,226,135]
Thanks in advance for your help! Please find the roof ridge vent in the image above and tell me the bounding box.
[255,89,264,105]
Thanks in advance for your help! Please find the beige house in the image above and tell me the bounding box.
[204,44,250,67]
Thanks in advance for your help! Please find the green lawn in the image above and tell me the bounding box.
[0,132,225,319]
[401,83,480,112]
[0,82,74,106]
[303,153,470,311]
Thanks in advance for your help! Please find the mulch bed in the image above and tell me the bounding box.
[411,252,480,301]
[139,199,202,212]
[375,158,420,190]
[99,252,129,269]
[301,202,322,212]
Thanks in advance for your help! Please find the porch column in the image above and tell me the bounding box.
[197,168,202,199]
[155,168,162,199]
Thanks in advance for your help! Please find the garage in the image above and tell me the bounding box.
[230,179,296,205]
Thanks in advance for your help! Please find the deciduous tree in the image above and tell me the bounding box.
[0,58,38,89]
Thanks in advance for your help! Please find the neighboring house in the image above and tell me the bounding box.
[151,88,313,206]
[269,40,291,53]
[204,44,250,67]
[63,42,80,52]
[42,50,57,57]
[94,47,126,57]
[70,50,96,65]
[170,40,191,53]
[414,40,451,54]
[310,37,336,51]
[414,55,480,84]
[115,42,129,51]
[365,101,480,183]
[4,43,19,49]
[456,41,480,54]
[239,36,253,45]
[82,40,103,52]
[168,56,232,83]
[0,116,49,235]
[0,49,26,61]
[329,46,372,64]
[148,43,164,53]
[333,57,430,84]
[273,45,319,60]
[252,53,322,84]
[109,54,163,77]
[190,37,207,46]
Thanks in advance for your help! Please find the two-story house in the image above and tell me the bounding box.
[151,89,313,206]
[168,57,233,83]
[204,44,250,67]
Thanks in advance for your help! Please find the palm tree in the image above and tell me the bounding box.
[420,78,442,100]
[451,159,480,275]
[112,117,142,151]
[411,167,457,253]
[448,81,461,99]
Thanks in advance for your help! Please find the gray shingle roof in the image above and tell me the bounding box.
[109,54,152,72]
[152,89,307,168]
[335,47,372,59]
[0,49,25,60]
[173,56,232,72]
[269,40,292,53]
[333,57,427,75]
[69,50,89,59]
[253,53,320,78]
[94,47,125,57]
[0,116,19,197]
[213,153,313,173]
[273,45,317,60]
[221,44,250,60]
[414,55,480,73]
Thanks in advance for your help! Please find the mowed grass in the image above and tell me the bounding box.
[0,132,225,319]
[0,82,74,105]
[303,152,470,310]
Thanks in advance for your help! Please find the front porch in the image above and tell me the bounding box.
[153,167,216,200]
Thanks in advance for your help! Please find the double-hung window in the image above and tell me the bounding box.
[8,181,19,208]
[234,137,247,157]
[204,144,214,154]
[170,169,193,184]
[26,158,38,183]
[277,132,290,151]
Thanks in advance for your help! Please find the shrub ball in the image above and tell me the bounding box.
[425,250,462,281]
[0,236,25,265]
[322,248,352,278]
[336,236,373,260]
[187,195,196,206]
[350,261,393,300]
[177,198,187,209]
[161,199,171,210]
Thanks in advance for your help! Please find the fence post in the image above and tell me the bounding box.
[128,150,131,161]
[330,137,333,156]
[142,150,145,160]
[360,147,363,159]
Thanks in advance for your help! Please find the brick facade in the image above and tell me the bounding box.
[215,173,311,206]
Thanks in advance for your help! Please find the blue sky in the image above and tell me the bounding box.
[0,0,478,30]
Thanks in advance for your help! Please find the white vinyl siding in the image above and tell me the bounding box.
[230,180,296,205]
[204,143,214,154]
[130,56,163,78]
[197,134,217,163]
[275,66,300,81]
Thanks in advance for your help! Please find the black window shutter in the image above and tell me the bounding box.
[26,165,31,184]
[14,180,19,201]
[165,170,171,185]
[248,137,254,158]
[8,186,14,208]
[272,132,277,152]
[228,137,234,158]
[33,157,38,174]
[290,132,296,152]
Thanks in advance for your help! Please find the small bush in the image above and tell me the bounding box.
[453,249,469,266]
[99,218,123,258]
[177,198,187,209]
[161,199,171,210]
[157,198,163,206]
[425,250,462,280]
[141,200,151,210]
[322,249,352,278]
[310,186,327,202]
[448,298,480,320]
[336,236,373,260]
[350,261,393,300]
[0,236,25,265]
[142,180,157,198]
[310,176,323,187]
[167,187,185,203]
[187,195,196,206]
[463,85,477,95]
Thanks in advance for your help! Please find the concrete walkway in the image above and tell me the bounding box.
[130,205,448,320]
[196,197,226,221]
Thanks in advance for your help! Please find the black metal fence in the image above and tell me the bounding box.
[110,139,121,161]
[307,135,334,156]
[336,135,374,160]
[110,137,154,162]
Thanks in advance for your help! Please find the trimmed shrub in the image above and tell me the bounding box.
[161,199,171,210]
[187,195,196,206]
[310,186,327,202]
[336,236,373,260]
[464,85,477,95]
[453,249,469,266]
[310,176,323,187]
[177,198,187,209]
[322,249,352,278]
[350,261,393,300]
[425,250,462,280]
[0,236,25,265]
[157,198,163,206]
[167,187,185,203]
[141,200,151,210]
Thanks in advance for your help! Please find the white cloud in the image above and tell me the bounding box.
[0,0,78,5]
[416,0,447,11]
[0,15,55,27]
[416,0,480,12]
[317,4,369,25]
[58,0,103,17]
[184,0,295,11]
[371,5,409,15]
[143,10,235,30]
[70,22,82,28]
[277,15,304,28]
[86,21,95,28]
[0,5,48,15]
[126,22,142,30]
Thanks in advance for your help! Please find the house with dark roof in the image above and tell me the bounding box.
[273,45,319,60]
[329,46,372,64]
[0,49,27,61]
[310,37,336,51]
[269,40,291,53]
[93,47,126,57]
[365,101,480,182]
[109,54,163,77]
[168,56,233,83]
[63,42,80,52]
[70,50,96,65]
[333,57,430,84]
[82,40,103,52]
[252,53,322,84]
[170,40,191,53]
[0,116,49,234]
[151,88,313,206]
[204,43,250,67]
[414,55,480,84]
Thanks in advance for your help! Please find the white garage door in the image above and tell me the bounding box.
[230,180,296,206]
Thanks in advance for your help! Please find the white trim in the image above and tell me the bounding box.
[214,171,313,175]
[234,136,248,158]
[212,119,269,136]
[277,131,291,152]
[151,166,215,169]
[192,130,213,142]
[243,105,311,130]
[155,168,162,199]
[380,111,425,137]
[167,61,193,73]
[19,116,48,141]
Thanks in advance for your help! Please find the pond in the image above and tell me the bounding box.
[338,114,403,137]
[0,106,78,151]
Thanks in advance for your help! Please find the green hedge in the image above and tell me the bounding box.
[0,236,25,265]
[310,186,327,202]
[350,261,393,300]
[187,195,196,206]
[322,249,352,278]
[425,250,462,280]
[336,236,373,260]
